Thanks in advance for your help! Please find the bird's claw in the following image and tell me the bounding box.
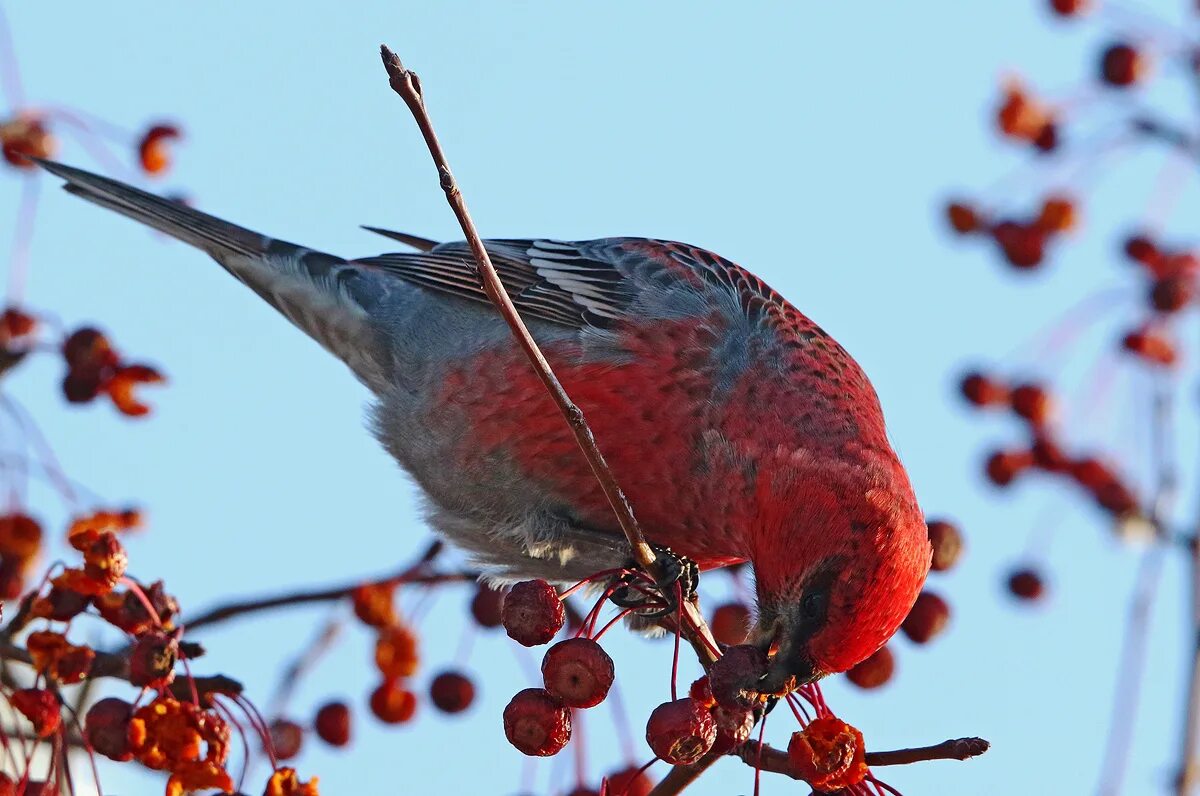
[608,544,699,618]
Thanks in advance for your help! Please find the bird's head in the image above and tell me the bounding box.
[745,447,931,694]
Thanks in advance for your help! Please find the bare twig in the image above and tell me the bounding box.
[733,737,990,782]
[377,46,720,675]
[1178,542,1200,794]
[184,540,455,632]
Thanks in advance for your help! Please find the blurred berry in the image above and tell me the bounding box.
[314,701,351,747]
[1010,382,1052,425]
[1150,275,1193,313]
[1100,42,1147,87]
[470,582,506,629]
[846,645,895,690]
[1007,568,1046,601]
[992,220,1046,269]
[1049,0,1089,16]
[84,698,133,762]
[945,201,982,235]
[926,519,963,572]
[959,371,1009,408]
[430,670,476,715]
[605,766,653,796]
[268,719,304,761]
[985,449,1034,487]
[1123,328,1177,367]
[709,602,751,646]
[369,680,418,724]
[900,591,950,644]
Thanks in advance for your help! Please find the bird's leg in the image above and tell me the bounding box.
[608,544,699,618]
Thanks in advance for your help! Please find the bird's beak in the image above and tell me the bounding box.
[751,617,822,695]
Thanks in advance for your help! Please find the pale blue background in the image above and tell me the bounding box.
[2,2,1197,794]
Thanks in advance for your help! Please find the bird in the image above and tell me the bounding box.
[36,158,931,690]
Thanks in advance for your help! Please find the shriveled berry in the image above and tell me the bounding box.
[926,519,963,572]
[787,716,868,792]
[369,680,417,724]
[959,371,1009,407]
[900,591,950,644]
[128,632,178,689]
[470,583,506,628]
[845,645,895,690]
[268,719,304,761]
[503,688,571,756]
[374,623,419,678]
[1008,568,1046,601]
[502,580,565,646]
[314,701,351,747]
[708,644,768,709]
[710,704,756,754]
[12,688,60,738]
[84,697,133,762]
[645,698,716,765]
[430,670,476,714]
[605,766,653,796]
[541,637,614,709]
[710,602,751,646]
[1101,42,1147,87]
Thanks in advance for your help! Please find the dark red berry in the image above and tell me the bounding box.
[845,645,895,690]
[1049,0,1089,16]
[959,371,1009,407]
[541,638,615,709]
[470,583,506,629]
[503,688,571,757]
[645,698,716,765]
[1101,42,1146,87]
[945,201,981,235]
[1010,383,1052,424]
[926,519,963,572]
[369,680,417,724]
[502,580,565,646]
[985,449,1034,487]
[128,632,177,689]
[1007,568,1046,601]
[992,220,1046,269]
[268,719,304,760]
[708,644,768,709]
[605,766,653,796]
[83,697,133,762]
[900,591,950,644]
[430,670,476,714]
[1151,275,1193,313]
[1124,234,1160,267]
[314,701,351,747]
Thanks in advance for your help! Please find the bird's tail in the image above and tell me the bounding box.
[37,158,391,390]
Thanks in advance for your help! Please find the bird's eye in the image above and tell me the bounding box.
[801,590,828,622]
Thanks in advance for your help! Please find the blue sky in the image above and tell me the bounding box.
[2,2,1198,794]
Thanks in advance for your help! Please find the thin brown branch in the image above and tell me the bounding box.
[183,540,457,632]
[734,737,990,782]
[1178,532,1200,794]
[377,45,721,676]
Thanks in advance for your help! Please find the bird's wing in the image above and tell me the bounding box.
[356,237,783,332]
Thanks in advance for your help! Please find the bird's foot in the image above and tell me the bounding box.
[608,544,699,619]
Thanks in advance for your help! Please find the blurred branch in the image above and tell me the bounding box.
[183,540,457,631]
[1131,116,1200,164]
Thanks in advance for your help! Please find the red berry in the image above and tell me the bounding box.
[787,717,868,792]
[710,704,756,754]
[128,631,178,690]
[959,371,1009,407]
[992,220,1046,269]
[503,688,571,757]
[708,644,768,709]
[1049,0,1089,16]
[1010,382,1052,425]
[645,698,716,765]
[900,591,950,644]
[541,637,615,709]
[470,583,507,628]
[688,675,715,708]
[1123,329,1177,366]
[502,580,565,646]
[1124,234,1161,267]
[268,719,304,760]
[137,124,181,176]
[1033,121,1059,153]
[605,766,653,796]
[369,680,418,724]
[1151,275,1193,313]
[1101,42,1147,87]
[945,201,981,235]
[374,623,419,678]
[1035,195,1077,233]
[430,670,476,714]
[1007,568,1046,601]
[985,449,1034,487]
[845,645,895,690]
[84,697,133,762]
[314,701,351,747]
[709,602,751,646]
[12,688,60,738]
[926,519,963,572]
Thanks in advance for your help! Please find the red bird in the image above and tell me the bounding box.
[38,159,931,689]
